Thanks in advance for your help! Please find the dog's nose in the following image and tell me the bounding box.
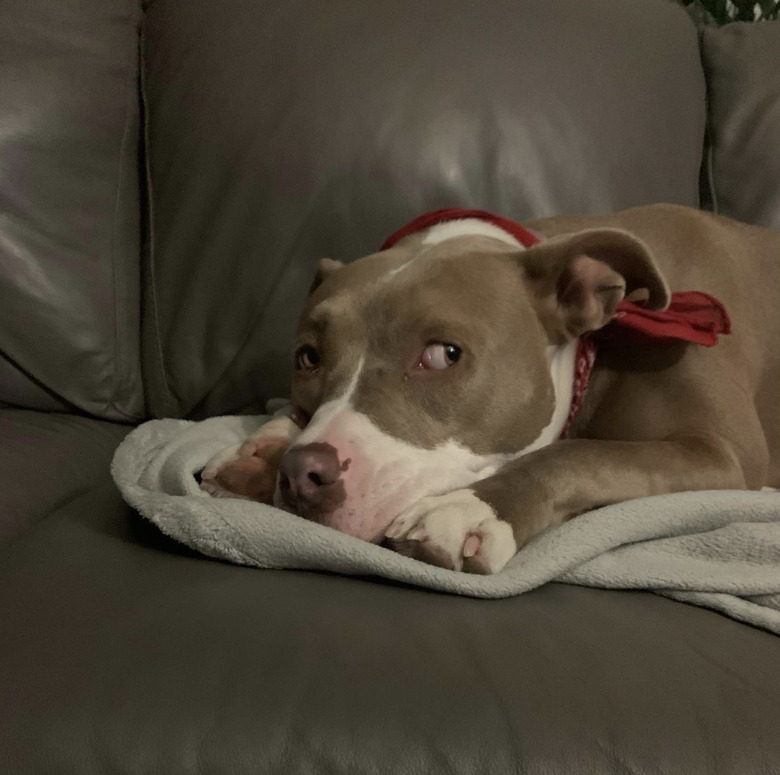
[278,442,345,513]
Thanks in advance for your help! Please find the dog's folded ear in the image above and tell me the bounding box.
[308,257,344,295]
[519,228,670,341]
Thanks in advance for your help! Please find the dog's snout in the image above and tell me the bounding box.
[278,442,346,513]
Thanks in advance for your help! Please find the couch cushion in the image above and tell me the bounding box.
[141,0,706,418]
[701,21,780,230]
[0,0,144,420]
[0,409,131,546]
[1,485,778,774]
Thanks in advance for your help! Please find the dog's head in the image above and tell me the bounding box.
[273,219,668,542]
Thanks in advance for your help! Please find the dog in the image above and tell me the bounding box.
[200,204,780,574]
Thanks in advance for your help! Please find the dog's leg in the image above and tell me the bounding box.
[385,433,755,575]
[200,405,305,502]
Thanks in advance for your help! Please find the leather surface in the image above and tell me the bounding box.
[141,0,705,418]
[1,485,779,774]
[702,21,780,230]
[0,0,144,420]
[0,409,131,546]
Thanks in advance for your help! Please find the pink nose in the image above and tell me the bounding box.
[278,442,346,517]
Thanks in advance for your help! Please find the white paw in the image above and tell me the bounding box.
[200,444,243,482]
[199,477,254,500]
[384,489,517,574]
[199,443,247,499]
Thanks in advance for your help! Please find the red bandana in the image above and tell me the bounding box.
[382,208,731,438]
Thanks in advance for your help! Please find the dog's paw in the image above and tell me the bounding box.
[200,475,255,501]
[200,437,289,502]
[383,489,517,574]
[200,444,243,483]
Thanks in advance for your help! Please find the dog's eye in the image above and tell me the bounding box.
[420,342,462,370]
[295,345,321,371]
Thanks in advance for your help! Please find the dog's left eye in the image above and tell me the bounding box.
[295,345,321,371]
[419,342,462,370]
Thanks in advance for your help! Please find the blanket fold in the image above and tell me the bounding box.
[111,415,780,634]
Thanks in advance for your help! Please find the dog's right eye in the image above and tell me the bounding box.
[295,345,321,371]
[419,342,462,370]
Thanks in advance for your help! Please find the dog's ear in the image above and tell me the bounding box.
[519,228,670,342]
[308,257,344,295]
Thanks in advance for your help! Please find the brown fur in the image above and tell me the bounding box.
[293,204,779,553]
[471,205,779,546]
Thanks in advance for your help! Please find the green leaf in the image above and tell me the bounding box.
[710,0,733,24]
[732,0,755,18]
[683,0,779,23]
[757,0,780,18]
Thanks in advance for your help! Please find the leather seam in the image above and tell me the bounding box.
[699,28,720,215]
[102,2,146,422]
[138,8,178,418]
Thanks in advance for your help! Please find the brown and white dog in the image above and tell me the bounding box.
[200,204,780,574]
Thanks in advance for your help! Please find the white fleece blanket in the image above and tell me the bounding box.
[111,413,780,634]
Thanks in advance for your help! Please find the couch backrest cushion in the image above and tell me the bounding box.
[142,0,705,418]
[0,0,144,420]
[701,21,780,231]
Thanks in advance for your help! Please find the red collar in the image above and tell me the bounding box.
[382,209,731,439]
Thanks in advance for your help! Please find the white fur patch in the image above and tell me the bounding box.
[385,489,517,573]
[421,218,524,248]
[513,340,577,457]
[289,404,511,508]
[383,218,525,283]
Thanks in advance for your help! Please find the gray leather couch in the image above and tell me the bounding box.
[2,1,779,772]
